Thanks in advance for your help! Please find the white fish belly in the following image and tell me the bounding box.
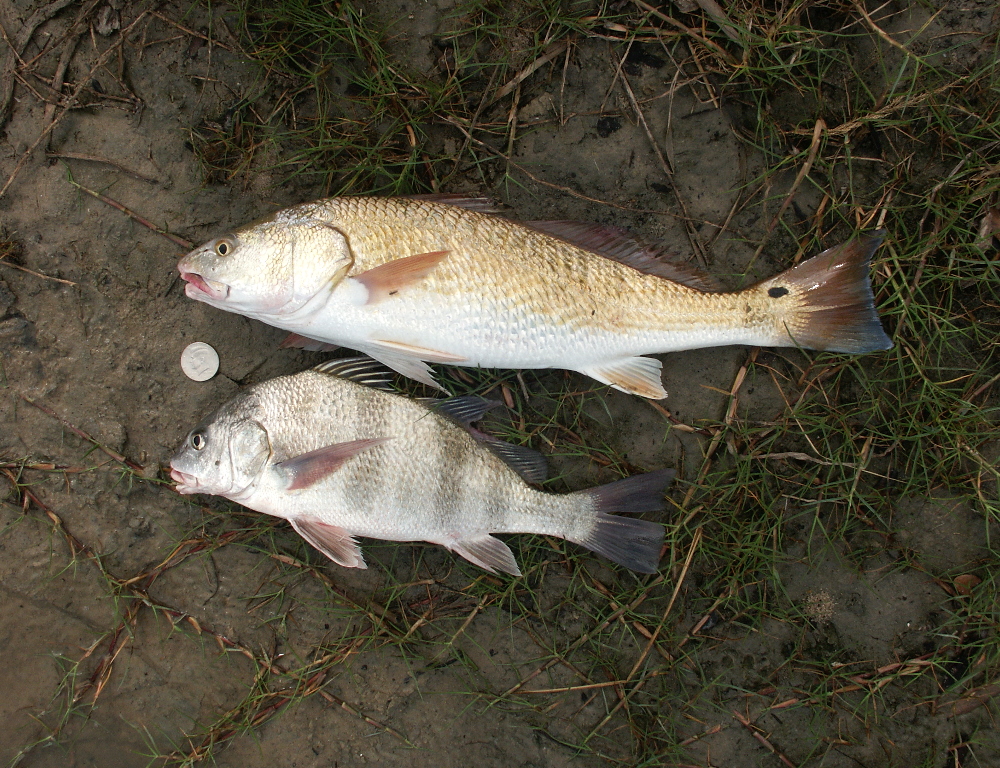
[283,284,764,370]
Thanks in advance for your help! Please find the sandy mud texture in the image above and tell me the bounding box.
[1,0,998,766]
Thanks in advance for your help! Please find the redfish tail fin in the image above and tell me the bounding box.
[761,231,893,354]
[569,468,673,574]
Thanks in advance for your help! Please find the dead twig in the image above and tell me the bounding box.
[750,119,826,265]
[0,256,77,285]
[732,709,798,768]
[582,527,703,742]
[619,67,709,267]
[490,39,568,106]
[66,178,194,249]
[20,395,144,472]
[48,152,157,183]
[630,0,737,66]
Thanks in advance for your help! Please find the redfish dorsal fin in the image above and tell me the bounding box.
[527,221,719,291]
[760,231,893,354]
[402,193,500,213]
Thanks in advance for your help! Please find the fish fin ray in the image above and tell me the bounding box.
[402,194,500,213]
[761,231,893,354]
[354,250,449,304]
[450,535,521,576]
[369,338,467,364]
[312,356,396,391]
[580,357,667,399]
[280,332,340,352]
[567,469,673,573]
[467,429,548,484]
[276,437,390,491]
[527,221,720,290]
[363,347,450,393]
[431,395,502,425]
[290,517,367,569]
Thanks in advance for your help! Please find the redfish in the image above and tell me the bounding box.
[177,195,892,398]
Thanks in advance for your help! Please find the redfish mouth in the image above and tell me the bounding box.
[180,271,230,302]
[170,467,200,494]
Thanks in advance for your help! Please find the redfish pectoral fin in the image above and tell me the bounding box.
[450,535,522,576]
[355,250,449,304]
[275,437,391,491]
[580,356,667,400]
[290,517,367,569]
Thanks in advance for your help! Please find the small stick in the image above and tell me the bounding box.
[620,68,708,267]
[21,395,143,472]
[732,709,798,768]
[627,527,703,679]
[630,0,737,65]
[581,528,704,742]
[49,151,157,183]
[319,689,412,744]
[490,39,569,105]
[0,257,77,285]
[692,0,743,45]
[67,178,193,249]
[750,119,826,266]
[522,671,667,695]
[443,117,680,215]
[148,10,235,51]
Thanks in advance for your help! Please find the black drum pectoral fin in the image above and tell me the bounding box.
[275,437,391,490]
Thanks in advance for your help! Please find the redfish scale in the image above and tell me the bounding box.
[339,200,753,335]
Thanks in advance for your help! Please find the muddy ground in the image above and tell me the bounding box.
[1,0,998,766]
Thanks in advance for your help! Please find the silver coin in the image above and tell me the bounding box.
[181,342,220,382]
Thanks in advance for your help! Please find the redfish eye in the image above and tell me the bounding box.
[214,237,236,257]
[191,432,207,450]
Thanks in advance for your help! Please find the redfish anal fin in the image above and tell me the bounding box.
[763,231,893,354]
[450,535,522,576]
[567,468,674,574]
[355,250,449,304]
[580,356,667,400]
[276,437,391,491]
[290,517,366,569]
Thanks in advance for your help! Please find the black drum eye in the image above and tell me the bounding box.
[191,432,207,450]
